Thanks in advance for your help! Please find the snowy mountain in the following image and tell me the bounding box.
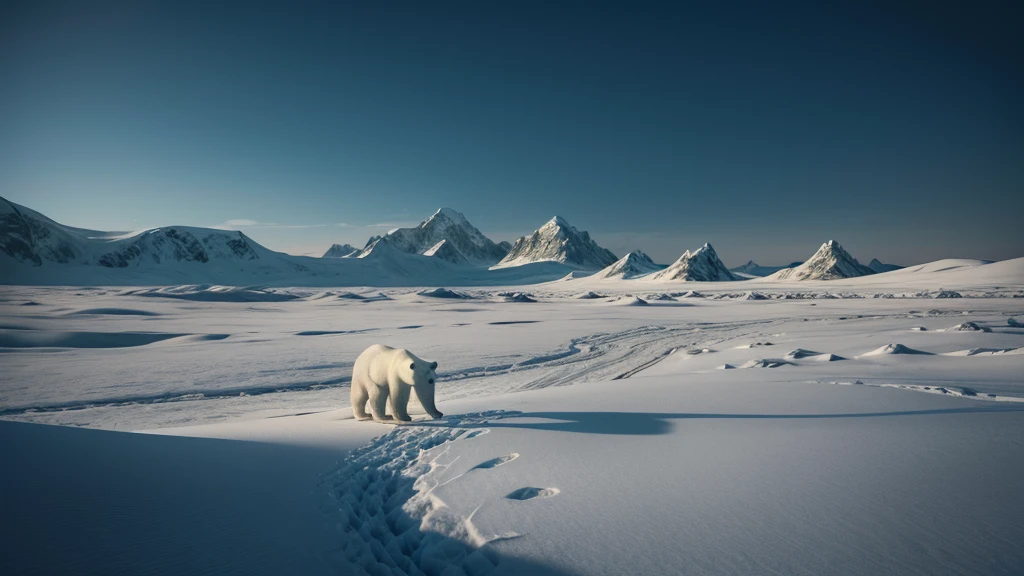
[651,243,737,282]
[868,258,904,273]
[494,216,618,270]
[322,243,360,258]
[0,197,582,286]
[593,250,662,279]
[729,260,798,278]
[769,240,876,281]
[1,196,278,269]
[421,239,469,265]
[358,208,507,266]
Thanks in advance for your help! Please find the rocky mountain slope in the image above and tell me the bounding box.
[356,208,507,266]
[322,244,360,258]
[494,216,618,270]
[868,258,904,273]
[593,250,662,279]
[769,240,875,280]
[651,243,737,281]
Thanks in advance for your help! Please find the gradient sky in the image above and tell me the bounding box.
[2,0,1022,266]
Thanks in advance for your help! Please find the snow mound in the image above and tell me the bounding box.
[606,295,648,306]
[122,285,300,302]
[497,291,537,303]
[909,327,927,331]
[645,293,676,301]
[650,243,737,282]
[784,348,822,359]
[739,358,791,369]
[769,240,875,281]
[677,290,705,298]
[745,291,769,300]
[943,322,991,333]
[417,288,473,299]
[942,348,1024,357]
[495,216,617,269]
[575,291,606,299]
[593,250,661,279]
[735,341,774,349]
[934,290,963,299]
[862,343,931,356]
[717,364,735,370]
[1009,318,1022,327]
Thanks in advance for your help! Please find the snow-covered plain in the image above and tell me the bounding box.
[2,260,1024,575]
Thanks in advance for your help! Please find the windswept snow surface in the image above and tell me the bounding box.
[2,264,1024,575]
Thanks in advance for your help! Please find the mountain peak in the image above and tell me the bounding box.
[770,240,875,280]
[593,250,660,279]
[322,243,360,258]
[494,217,617,270]
[652,242,736,282]
[356,208,507,266]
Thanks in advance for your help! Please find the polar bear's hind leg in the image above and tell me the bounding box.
[350,376,372,421]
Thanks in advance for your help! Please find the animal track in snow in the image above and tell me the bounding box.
[472,453,520,470]
[505,487,560,501]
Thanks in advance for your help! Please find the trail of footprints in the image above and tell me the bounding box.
[320,411,558,576]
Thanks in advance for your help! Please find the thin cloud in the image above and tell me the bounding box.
[212,219,345,230]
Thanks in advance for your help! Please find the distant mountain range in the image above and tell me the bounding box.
[729,260,800,278]
[868,258,904,273]
[0,196,963,287]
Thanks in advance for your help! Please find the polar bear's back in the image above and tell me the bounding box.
[353,344,408,386]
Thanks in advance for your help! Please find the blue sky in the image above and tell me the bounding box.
[2,0,1022,266]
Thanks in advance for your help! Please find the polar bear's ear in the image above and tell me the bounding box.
[431,361,438,370]
[410,363,416,370]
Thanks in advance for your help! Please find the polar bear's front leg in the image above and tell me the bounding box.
[368,385,392,422]
[388,377,413,422]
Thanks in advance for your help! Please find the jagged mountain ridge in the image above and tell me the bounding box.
[769,240,875,280]
[495,216,618,270]
[594,250,662,279]
[651,243,737,282]
[357,208,507,266]
[0,196,274,269]
[322,243,360,258]
[729,260,799,278]
[868,258,904,273]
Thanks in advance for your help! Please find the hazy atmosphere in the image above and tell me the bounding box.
[3,0,1022,265]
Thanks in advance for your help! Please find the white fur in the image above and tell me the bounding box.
[350,344,442,422]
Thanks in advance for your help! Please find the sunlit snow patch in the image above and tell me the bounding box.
[861,343,932,356]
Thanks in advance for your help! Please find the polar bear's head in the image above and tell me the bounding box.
[408,358,442,418]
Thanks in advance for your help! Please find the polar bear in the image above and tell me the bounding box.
[350,344,443,422]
